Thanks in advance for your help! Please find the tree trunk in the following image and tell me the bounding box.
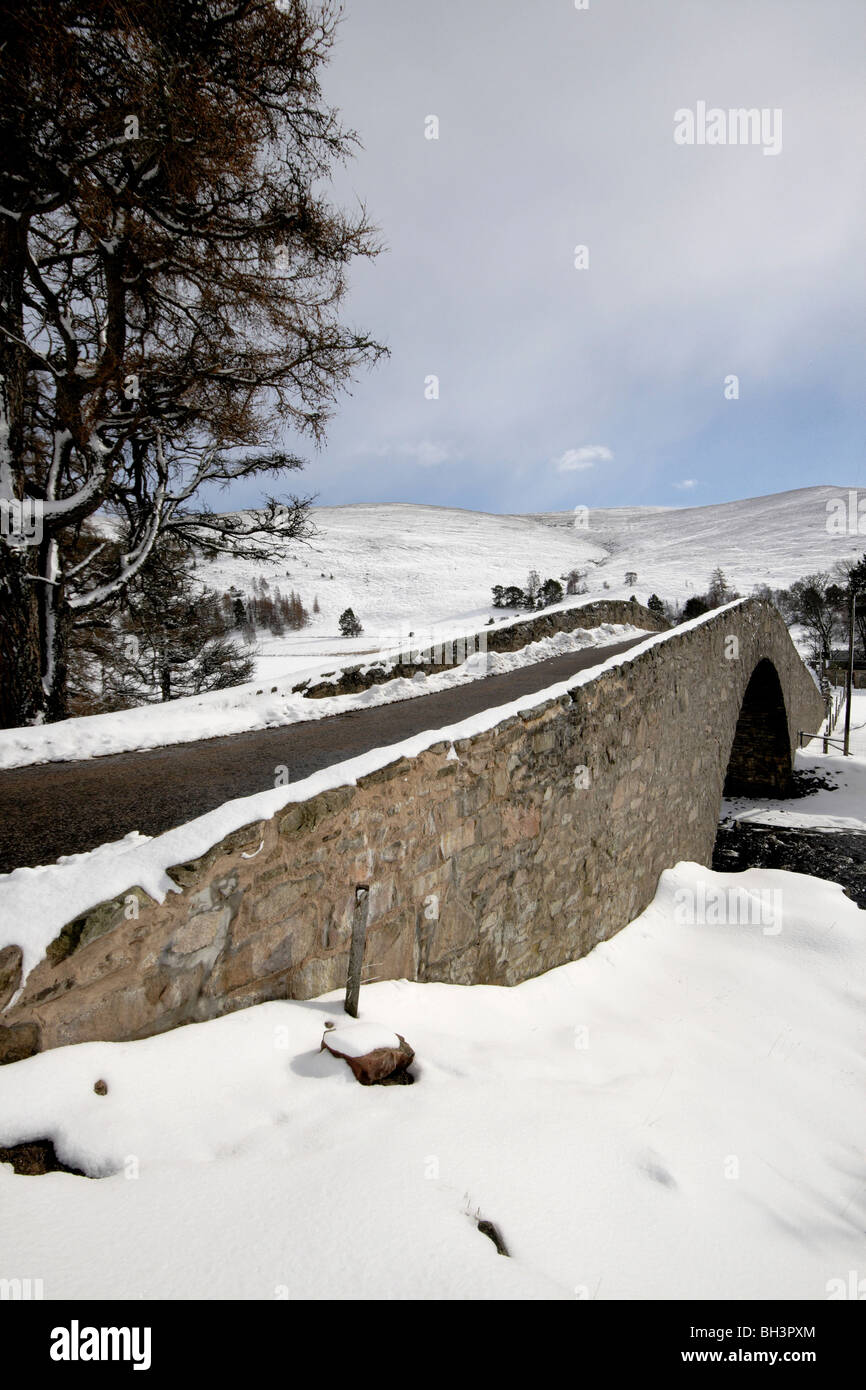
[0,185,44,728]
[43,579,71,724]
[0,544,44,727]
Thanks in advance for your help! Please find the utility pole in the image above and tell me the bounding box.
[843,584,856,756]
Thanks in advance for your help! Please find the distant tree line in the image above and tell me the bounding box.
[753,556,866,669]
[492,568,589,611]
[657,560,866,671]
[227,584,310,643]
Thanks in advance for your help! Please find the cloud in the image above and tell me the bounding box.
[409,441,451,468]
[674,479,698,490]
[554,446,613,473]
[291,0,866,511]
[361,440,452,468]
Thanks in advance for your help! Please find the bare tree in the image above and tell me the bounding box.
[563,567,587,596]
[833,555,866,657]
[0,0,385,726]
[787,573,841,667]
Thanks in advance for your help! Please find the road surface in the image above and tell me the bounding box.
[0,634,645,873]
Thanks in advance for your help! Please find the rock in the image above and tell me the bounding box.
[0,945,22,1011]
[378,1068,415,1086]
[0,1137,88,1177]
[321,1021,415,1086]
[477,1219,509,1256]
[94,1079,108,1096]
[0,1021,40,1066]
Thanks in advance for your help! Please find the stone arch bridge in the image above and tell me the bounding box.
[2,599,825,1056]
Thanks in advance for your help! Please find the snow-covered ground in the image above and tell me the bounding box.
[0,854,862,1300]
[206,501,608,683]
[0,616,645,771]
[532,484,866,609]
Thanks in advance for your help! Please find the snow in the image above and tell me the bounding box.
[0,859,862,1300]
[51,483,845,696]
[159,501,609,688]
[323,1022,401,1057]
[531,484,866,607]
[0,618,646,771]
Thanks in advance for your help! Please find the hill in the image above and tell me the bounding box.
[202,486,864,682]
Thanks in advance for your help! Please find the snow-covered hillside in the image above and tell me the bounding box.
[205,502,608,683]
[532,484,866,601]
[202,486,864,683]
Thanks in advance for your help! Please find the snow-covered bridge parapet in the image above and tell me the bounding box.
[1,600,826,1058]
[298,597,666,698]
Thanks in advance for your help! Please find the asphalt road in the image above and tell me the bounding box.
[0,634,646,873]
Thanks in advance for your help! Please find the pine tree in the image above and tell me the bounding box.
[538,578,564,608]
[0,1,384,727]
[707,568,739,606]
[339,607,363,637]
[69,534,254,706]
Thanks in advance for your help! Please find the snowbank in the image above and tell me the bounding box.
[0,860,861,1300]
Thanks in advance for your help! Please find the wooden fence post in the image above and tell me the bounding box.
[345,885,370,1018]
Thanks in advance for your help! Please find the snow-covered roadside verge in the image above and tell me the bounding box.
[0,859,861,1300]
[0,617,647,772]
[0,606,740,982]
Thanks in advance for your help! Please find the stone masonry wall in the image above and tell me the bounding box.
[1,601,825,1058]
[297,598,666,697]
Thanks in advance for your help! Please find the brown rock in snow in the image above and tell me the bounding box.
[321,1022,415,1085]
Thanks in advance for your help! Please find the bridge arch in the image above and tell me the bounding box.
[723,658,793,797]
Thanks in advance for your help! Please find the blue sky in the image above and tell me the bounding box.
[228,0,866,515]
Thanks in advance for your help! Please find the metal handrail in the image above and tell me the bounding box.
[798,729,846,754]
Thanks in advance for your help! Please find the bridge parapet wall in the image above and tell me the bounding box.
[298,597,666,698]
[1,601,825,1058]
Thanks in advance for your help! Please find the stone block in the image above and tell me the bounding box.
[440,820,476,858]
[0,946,23,1012]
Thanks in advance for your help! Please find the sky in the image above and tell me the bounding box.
[234,0,866,515]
